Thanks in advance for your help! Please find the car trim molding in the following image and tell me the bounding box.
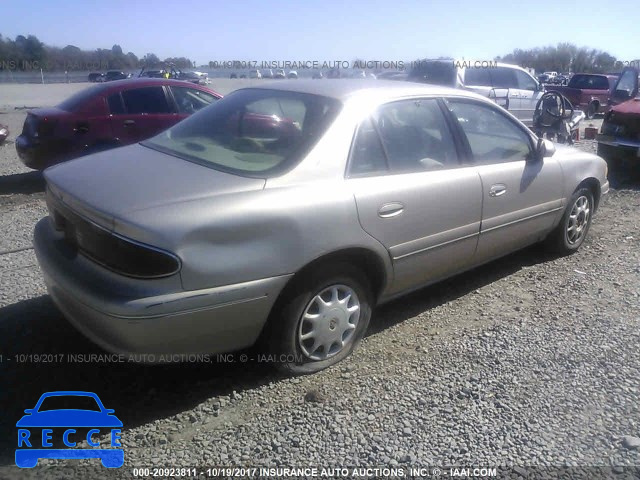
[390,221,481,261]
[481,201,564,234]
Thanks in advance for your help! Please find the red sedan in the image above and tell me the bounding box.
[16,78,222,170]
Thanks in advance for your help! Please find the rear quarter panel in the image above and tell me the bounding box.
[121,183,393,292]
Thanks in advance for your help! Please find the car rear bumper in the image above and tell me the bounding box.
[16,134,48,170]
[597,134,640,162]
[34,217,292,358]
[15,135,68,170]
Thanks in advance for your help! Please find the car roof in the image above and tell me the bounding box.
[83,77,220,94]
[237,79,472,102]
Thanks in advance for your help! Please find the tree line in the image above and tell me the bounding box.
[0,33,194,72]
[2,34,637,74]
[496,43,637,74]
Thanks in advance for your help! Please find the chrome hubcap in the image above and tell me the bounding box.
[298,284,361,361]
[567,195,590,245]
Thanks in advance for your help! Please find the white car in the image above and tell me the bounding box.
[249,69,262,79]
[408,60,545,126]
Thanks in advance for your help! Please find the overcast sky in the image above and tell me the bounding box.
[3,0,637,66]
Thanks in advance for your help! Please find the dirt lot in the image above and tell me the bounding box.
[0,83,638,479]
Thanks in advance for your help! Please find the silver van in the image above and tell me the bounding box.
[408,59,544,125]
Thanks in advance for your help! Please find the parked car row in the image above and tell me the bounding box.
[537,72,571,86]
[89,69,208,85]
[88,71,133,82]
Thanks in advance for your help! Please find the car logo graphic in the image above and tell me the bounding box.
[15,391,123,468]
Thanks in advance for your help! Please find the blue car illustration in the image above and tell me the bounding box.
[16,391,123,468]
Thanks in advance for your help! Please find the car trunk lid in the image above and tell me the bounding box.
[22,108,66,137]
[44,142,266,222]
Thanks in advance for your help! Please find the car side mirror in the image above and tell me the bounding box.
[24,409,34,414]
[535,137,555,161]
[105,409,115,414]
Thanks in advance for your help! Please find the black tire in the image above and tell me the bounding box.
[545,187,594,254]
[265,263,373,375]
[586,102,597,120]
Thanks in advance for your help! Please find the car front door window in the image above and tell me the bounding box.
[171,87,218,114]
[515,70,537,91]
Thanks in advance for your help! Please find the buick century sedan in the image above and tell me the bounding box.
[34,80,609,374]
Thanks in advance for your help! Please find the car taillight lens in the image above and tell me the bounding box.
[47,190,180,279]
[75,224,181,279]
[24,115,57,138]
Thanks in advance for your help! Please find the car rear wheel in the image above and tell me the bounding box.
[545,188,594,254]
[266,263,372,375]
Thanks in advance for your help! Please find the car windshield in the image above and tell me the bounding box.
[568,75,610,90]
[57,84,106,112]
[38,395,101,412]
[144,88,342,177]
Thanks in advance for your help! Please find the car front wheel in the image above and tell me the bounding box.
[546,187,594,254]
[267,263,372,375]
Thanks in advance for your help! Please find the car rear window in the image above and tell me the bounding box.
[568,75,610,90]
[143,88,342,178]
[57,84,108,112]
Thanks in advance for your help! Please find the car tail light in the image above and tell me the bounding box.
[23,115,58,138]
[47,190,180,279]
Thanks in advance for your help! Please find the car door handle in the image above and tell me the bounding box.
[74,123,89,133]
[489,184,507,197]
[378,202,405,218]
[123,120,136,127]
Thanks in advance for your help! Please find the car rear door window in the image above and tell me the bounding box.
[171,87,219,114]
[107,93,125,115]
[464,68,492,87]
[447,100,533,164]
[375,99,459,173]
[121,87,171,114]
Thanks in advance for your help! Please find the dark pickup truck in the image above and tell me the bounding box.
[547,73,618,119]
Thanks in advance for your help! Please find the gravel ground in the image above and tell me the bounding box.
[0,85,638,479]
